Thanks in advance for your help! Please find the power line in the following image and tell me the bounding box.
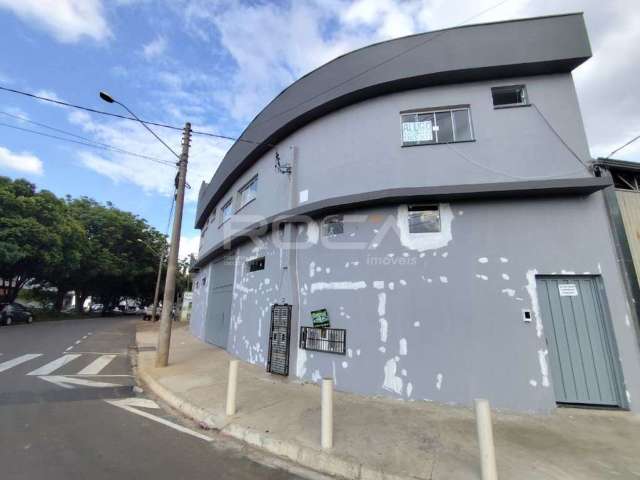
[0,85,271,147]
[531,103,589,170]
[0,121,177,168]
[0,0,513,153]
[606,134,640,159]
[249,0,515,129]
[0,110,175,166]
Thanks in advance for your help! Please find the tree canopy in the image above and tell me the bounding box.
[0,176,186,311]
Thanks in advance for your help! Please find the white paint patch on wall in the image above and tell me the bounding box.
[377,292,386,316]
[500,257,509,263]
[296,348,307,378]
[502,288,516,297]
[475,274,488,281]
[310,281,367,293]
[383,358,403,395]
[538,349,550,387]
[309,261,315,278]
[526,269,543,338]
[439,276,448,284]
[399,338,407,355]
[436,373,443,390]
[312,369,322,382]
[529,379,538,387]
[388,282,395,290]
[373,281,385,290]
[407,382,413,397]
[478,257,488,263]
[502,273,510,280]
[413,321,420,327]
[397,203,454,252]
[399,279,407,286]
[379,318,388,343]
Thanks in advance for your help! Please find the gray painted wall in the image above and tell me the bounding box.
[190,193,640,413]
[196,13,591,226]
[198,73,592,258]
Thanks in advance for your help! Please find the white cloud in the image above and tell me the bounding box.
[33,89,69,109]
[142,36,168,61]
[186,0,639,161]
[68,110,231,203]
[0,0,111,43]
[0,146,43,175]
[179,233,200,260]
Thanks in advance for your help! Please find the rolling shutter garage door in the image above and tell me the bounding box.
[204,255,235,348]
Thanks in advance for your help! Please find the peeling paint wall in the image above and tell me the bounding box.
[190,71,640,413]
[193,193,640,413]
[289,195,638,413]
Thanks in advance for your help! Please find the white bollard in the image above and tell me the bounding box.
[226,360,239,416]
[321,378,333,449]
[474,398,498,480]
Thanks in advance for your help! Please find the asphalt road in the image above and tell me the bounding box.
[0,316,305,480]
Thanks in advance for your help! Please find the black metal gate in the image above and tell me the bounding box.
[267,304,291,376]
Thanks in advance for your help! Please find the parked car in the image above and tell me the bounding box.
[123,305,142,315]
[0,302,34,325]
[90,303,103,313]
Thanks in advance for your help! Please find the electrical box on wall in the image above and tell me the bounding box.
[522,309,532,323]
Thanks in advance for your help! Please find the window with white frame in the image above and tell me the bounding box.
[408,205,440,233]
[220,199,233,225]
[491,85,528,107]
[238,176,258,209]
[401,107,473,146]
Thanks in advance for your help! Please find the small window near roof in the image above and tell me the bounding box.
[238,176,258,209]
[221,199,233,225]
[408,205,440,233]
[491,85,528,107]
[247,257,265,272]
[322,215,344,236]
[202,277,206,287]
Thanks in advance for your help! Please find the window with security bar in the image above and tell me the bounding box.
[299,327,346,355]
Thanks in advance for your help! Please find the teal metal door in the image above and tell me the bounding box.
[537,276,624,407]
[204,255,234,348]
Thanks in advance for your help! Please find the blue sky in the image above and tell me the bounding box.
[0,0,638,257]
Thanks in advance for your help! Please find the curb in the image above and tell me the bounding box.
[136,358,413,480]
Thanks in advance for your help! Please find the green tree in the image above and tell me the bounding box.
[65,197,165,313]
[0,177,80,303]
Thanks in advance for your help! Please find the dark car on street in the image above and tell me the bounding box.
[0,302,34,326]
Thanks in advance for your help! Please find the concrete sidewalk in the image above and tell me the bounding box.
[135,323,640,480]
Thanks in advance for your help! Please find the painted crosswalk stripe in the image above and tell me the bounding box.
[77,354,116,375]
[0,354,42,373]
[106,398,212,442]
[27,354,81,375]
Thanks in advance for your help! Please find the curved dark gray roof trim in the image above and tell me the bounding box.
[196,13,591,228]
[193,176,610,268]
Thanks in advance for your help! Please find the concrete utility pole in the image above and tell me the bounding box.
[156,122,192,367]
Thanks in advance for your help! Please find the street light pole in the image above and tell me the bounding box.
[156,122,191,367]
[137,238,166,322]
[151,252,164,322]
[99,90,190,367]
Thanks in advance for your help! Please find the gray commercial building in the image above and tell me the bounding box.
[191,13,640,413]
